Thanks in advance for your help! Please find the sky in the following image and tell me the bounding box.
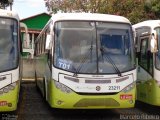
[9,0,48,19]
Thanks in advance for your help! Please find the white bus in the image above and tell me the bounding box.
[35,13,136,109]
[133,20,160,106]
[0,9,22,111]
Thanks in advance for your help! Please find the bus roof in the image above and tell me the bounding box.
[133,20,160,30]
[51,13,131,24]
[0,9,19,20]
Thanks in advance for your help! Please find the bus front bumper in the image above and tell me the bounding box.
[48,80,136,109]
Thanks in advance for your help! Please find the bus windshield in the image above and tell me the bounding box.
[0,18,18,72]
[54,21,135,74]
[156,27,160,70]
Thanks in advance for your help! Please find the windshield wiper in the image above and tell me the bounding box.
[100,46,122,76]
[73,41,93,77]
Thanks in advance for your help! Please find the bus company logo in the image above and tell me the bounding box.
[0,101,8,106]
[120,94,132,100]
[96,86,101,91]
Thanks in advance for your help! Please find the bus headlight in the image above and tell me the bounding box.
[0,82,17,96]
[54,81,73,94]
[8,82,16,90]
[3,87,9,93]
[122,83,135,93]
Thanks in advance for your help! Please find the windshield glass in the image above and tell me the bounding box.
[0,18,18,72]
[54,21,135,74]
[155,27,160,69]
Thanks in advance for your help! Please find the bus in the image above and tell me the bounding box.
[20,22,34,59]
[0,9,23,111]
[133,20,160,106]
[35,13,136,109]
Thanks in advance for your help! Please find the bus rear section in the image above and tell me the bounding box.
[0,9,21,111]
[35,13,137,109]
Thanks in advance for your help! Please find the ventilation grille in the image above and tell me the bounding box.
[74,98,120,107]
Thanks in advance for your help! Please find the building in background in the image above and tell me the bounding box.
[20,13,51,58]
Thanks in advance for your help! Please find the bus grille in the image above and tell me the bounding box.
[74,98,120,107]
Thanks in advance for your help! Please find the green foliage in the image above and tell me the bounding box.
[144,0,160,18]
[0,0,9,4]
[104,0,148,24]
[0,0,12,9]
[45,0,160,24]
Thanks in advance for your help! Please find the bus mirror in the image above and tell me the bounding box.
[151,33,157,53]
[23,33,30,48]
[26,34,30,48]
[132,27,136,40]
[45,34,52,50]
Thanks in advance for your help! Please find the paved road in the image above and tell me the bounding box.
[0,81,160,120]
[22,58,35,80]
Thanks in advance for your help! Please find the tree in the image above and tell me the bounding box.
[0,0,13,9]
[45,0,108,13]
[144,0,160,19]
[104,0,148,24]
[45,0,160,24]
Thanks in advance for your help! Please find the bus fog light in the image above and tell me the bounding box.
[8,103,12,107]
[129,99,133,104]
[57,100,63,105]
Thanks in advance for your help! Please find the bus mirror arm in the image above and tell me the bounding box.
[20,37,23,53]
[26,34,30,48]
[20,22,30,48]
[45,34,52,50]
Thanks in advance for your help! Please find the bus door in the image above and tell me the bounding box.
[137,36,153,102]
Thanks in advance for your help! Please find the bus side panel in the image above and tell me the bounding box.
[137,78,160,106]
[147,79,160,106]
[136,82,147,103]
[35,54,48,97]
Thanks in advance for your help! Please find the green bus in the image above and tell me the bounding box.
[133,20,160,106]
[0,9,24,111]
[35,13,136,109]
